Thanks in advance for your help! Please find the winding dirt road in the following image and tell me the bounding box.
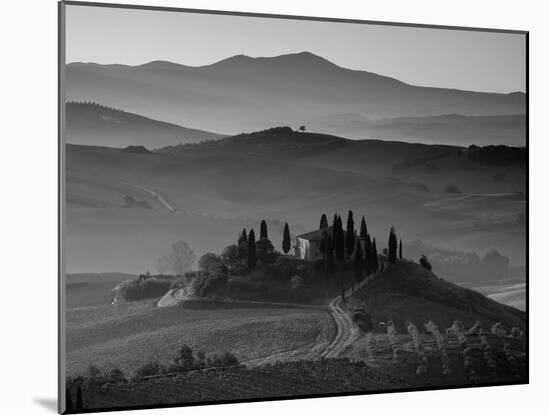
[321,274,373,358]
[139,186,178,214]
[157,271,376,365]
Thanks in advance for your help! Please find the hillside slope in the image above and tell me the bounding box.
[66,102,224,148]
[347,261,526,331]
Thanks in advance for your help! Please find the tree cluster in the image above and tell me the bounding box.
[318,211,381,281]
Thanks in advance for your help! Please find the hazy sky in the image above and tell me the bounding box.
[65,4,526,93]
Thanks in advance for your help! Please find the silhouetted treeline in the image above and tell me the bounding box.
[66,100,124,113]
[466,144,526,166]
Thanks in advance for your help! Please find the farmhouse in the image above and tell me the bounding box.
[294,228,328,261]
[295,226,364,261]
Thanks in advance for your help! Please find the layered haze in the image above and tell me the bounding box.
[65,51,526,298]
[66,126,526,286]
[66,52,526,145]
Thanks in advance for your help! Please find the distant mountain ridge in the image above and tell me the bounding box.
[66,52,526,144]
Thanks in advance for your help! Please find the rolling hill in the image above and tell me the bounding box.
[65,127,526,276]
[306,113,526,146]
[66,102,224,148]
[65,52,526,143]
[346,261,526,330]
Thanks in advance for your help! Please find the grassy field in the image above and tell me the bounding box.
[65,278,335,377]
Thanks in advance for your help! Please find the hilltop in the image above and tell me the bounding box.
[157,126,525,194]
[346,261,526,331]
[66,102,224,148]
[157,126,349,159]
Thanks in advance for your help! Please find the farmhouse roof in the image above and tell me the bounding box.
[297,225,363,241]
[297,226,334,241]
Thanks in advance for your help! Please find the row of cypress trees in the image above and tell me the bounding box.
[237,220,292,270]
[234,213,402,279]
[317,211,404,299]
[388,225,403,264]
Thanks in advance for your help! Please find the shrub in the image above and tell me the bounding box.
[117,276,173,301]
[230,263,249,276]
[173,345,195,370]
[198,253,226,274]
[86,365,107,387]
[221,245,241,269]
[491,322,507,337]
[108,368,127,384]
[511,327,524,339]
[134,361,164,379]
[207,352,240,368]
[190,273,228,297]
[419,255,432,271]
[351,308,373,332]
[256,238,276,264]
[88,365,102,378]
[265,257,297,281]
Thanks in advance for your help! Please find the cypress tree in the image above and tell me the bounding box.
[372,238,379,272]
[319,232,327,257]
[399,239,403,260]
[330,214,338,243]
[247,229,257,269]
[282,223,291,254]
[66,388,73,412]
[360,216,367,238]
[76,386,83,410]
[319,214,328,230]
[326,235,335,277]
[260,220,268,239]
[320,233,327,278]
[345,210,355,256]
[238,228,248,263]
[335,215,346,300]
[364,234,372,274]
[388,225,398,264]
[335,216,345,263]
[239,228,247,245]
[353,239,363,285]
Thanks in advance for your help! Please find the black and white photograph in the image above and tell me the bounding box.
[59,1,527,413]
